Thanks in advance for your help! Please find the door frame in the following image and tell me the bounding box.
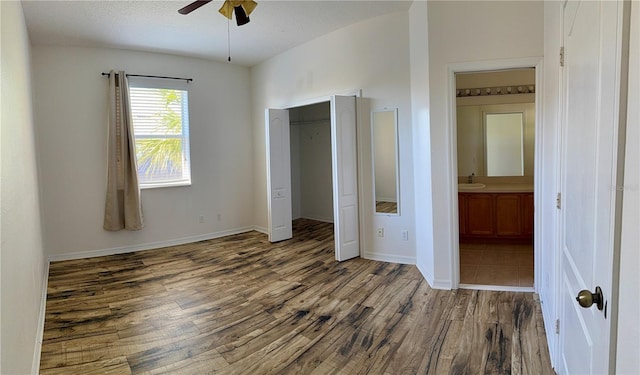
[269,89,363,258]
[446,57,544,291]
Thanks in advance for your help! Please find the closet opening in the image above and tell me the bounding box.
[289,102,335,228]
[265,94,360,261]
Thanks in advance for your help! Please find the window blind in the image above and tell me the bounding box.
[128,84,191,187]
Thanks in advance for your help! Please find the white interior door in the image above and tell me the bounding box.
[331,95,360,261]
[558,1,626,373]
[265,108,293,242]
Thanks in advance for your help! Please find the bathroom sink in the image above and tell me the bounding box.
[458,183,486,190]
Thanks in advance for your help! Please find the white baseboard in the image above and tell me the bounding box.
[539,288,558,368]
[32,260,50,374]
[430,278,454,290]
[416,261,433,286]
[253,225,268,235]
[375,198,397,203]
[362,251,415,265]
[300,215,334,223]
[48,227,258,262]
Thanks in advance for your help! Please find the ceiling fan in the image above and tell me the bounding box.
[178,0,258,26]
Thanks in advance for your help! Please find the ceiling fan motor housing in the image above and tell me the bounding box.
[179,0,258,26]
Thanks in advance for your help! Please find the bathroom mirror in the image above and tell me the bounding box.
[371,108,399,214]
[456,102,534,177]
[484,112,524,176]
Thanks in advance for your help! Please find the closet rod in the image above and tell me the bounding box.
[101,72,193,83]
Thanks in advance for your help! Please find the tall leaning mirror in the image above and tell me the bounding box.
[372,108,400,215]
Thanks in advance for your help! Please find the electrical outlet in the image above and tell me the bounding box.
[376,228,384,237]
[217,213,222,221]
[401,230,409,241]
[199,215,204,223]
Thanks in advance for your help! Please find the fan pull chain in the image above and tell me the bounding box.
[227,18,231,62]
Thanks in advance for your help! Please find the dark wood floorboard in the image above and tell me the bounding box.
[40,219,554,374]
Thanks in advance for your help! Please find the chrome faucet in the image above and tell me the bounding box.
[467,173,475,184]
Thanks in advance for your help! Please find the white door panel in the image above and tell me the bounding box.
[558,0,626,373]
[331,95,360,261]
[266,109,293,242]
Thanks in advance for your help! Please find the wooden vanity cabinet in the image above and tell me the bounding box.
[458,192,533,241]
[466,194,494,236]
[522,193,534,236]
[495,194,522,236]
[458,195,467,236]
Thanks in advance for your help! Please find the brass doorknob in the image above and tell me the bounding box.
[576,286,604,310]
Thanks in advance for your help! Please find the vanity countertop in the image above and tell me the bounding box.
[458,183,534,193]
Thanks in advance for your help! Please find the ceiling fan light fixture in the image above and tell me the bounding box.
[218,1,234,19]
[240,1,257,16]
[218,1,257,25]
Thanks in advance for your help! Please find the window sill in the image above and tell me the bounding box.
[140,180,192,190]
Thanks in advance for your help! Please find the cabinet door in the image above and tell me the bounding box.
[522,193,534,236]
[466,194,494,236]
[458,194,467,236]
[495,194,522,236]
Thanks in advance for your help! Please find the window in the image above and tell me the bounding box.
[128,78,191,188]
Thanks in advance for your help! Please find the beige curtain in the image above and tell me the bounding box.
[103,70,144,231]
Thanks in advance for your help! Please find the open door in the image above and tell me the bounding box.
[331,95,360,261]
[557,1,627,373]
[265,108,293,242]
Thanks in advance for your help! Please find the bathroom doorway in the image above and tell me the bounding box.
[454,68,536,290]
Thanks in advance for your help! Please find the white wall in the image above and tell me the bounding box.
[290,125,302,220]
[252,11,415,263]
[456,106,485,176]
[31,46,254,258]
[456,69,535,90]
[294,122,333,222]
[420,0,543,287]
[297,122,333,222]
[409,1,433,281]
[616,1,640,372]
[0,2,48,373]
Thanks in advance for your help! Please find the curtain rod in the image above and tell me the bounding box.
[101,72,193,83]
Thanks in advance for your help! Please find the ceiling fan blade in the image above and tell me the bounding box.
[178,0,212,15]
[234,6,250,26]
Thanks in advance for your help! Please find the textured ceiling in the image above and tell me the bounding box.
[21,0,413,67]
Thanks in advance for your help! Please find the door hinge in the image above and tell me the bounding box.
[556,192,561,209]
[560,46,565,67]
[555,319,560,334]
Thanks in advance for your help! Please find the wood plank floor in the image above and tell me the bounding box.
[40,219,554,374]
[375,201,398,214]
